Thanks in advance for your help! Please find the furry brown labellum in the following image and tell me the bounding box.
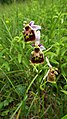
[23,25,35,42]
[30,45,44,64]
[47,68,57,82]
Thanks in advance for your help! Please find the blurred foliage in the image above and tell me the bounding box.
[0,0,67,118]
[0,0,13,4]
[0,0,25,4]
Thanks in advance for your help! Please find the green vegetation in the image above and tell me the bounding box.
[0,0,24,4]
[0,0,67,118]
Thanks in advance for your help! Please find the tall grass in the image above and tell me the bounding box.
[0,0,67,118]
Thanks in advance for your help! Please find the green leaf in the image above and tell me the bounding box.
[16,85,26,96]
[3,100,9,107]
[61,114,67,119]
[61,63,67,69]
[51,59,59,65]
[18,53,22,63]
[60,90,67,95]
[22,40,25,49]
[1,110,9,116]
[3,61,10,71]
[61,68,67,78]
[0,44,3,50]
[0,49,6,58]
[61,49,67,57]
[64,85,67,90]
[45,51,56,57]
[0,102,3,109]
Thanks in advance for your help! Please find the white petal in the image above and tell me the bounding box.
[46,57,52,68]
[40,45,46,51]
[29,21,34,26]
[31,25,41,30]
[35,31,40,45]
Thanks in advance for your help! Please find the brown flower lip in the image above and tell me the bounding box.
[30,55,44,64]
[34,47,40,53]
[23,25,35,42]
[30,47,44,64]
[47,69,57,82]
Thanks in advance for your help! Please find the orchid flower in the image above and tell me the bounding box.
[47,68,58,83]
[43,57,58,83]
[30,45,44,64]
[23,21,41,42]
[23,24,35,42]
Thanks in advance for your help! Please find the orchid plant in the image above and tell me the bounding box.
[23,21,58,83]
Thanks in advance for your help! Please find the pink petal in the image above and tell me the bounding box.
[29,21,34,26]
[31,25,41,30]
[40,45,46,51]
[36,30,40,42]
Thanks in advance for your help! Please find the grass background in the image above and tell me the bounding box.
[0,0,67,118]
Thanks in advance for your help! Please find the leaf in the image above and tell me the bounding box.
[0,49,6,58]
[1,110,9,116]
[18,53,22,63]
[56,47,60,56]
[3,61,10,71]
[0,44,3,50]
[10,95,27,119]
[61,114,67,119]
[22,40,25,49]
[22,60,29,68]
[51,59,59,65]
[16,108,21,119]
[0,102,3,109]
[1,18,12,40]
[61,63,67,69]
[60,90,67,95]
[8,97,13,103]
[45,51,56,57]
[3,100,9,107]
[61,68,67,78]
[64,85,67,90]
[16,85,26,96]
